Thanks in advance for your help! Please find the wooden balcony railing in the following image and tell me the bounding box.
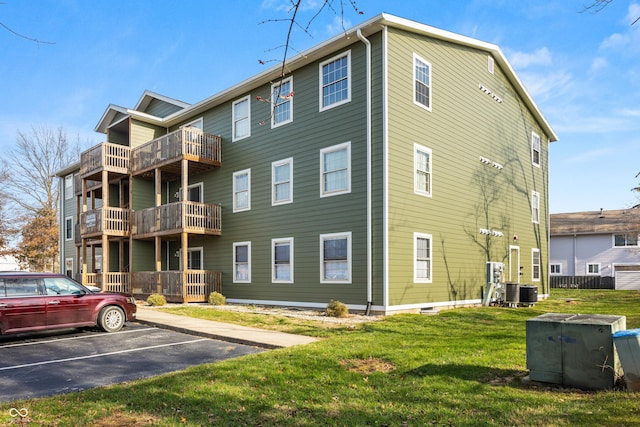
[80,207,130,237]
[131,127,221,175]
[80,273,130,293]
[130,270,222,302]
[80,142,131,178]
[132,201,221,238]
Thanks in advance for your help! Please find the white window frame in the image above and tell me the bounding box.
[233,241,251,283]
[319,51,351,111]
[531,191,540,224]
[64,174,74,200]
[414,143,432,197]
[613,233,639,247]
[65,216,73,241]
[272,158,293,206]
[181,117,203,130]
[488,55,495,74]
[413,53,432,111]
[531,132,541,167]
[320,142,351,198]
[271,77,293,128]
[232,95,251,142]
[550,263,562,275]
[587,263,601,276]
[233,169,251,212]
[272,237,294,283]
[320,232,352,284]
[187,247,203,270]
[532,248,541,282]
[414,232,433,283]
[177,182,203,202]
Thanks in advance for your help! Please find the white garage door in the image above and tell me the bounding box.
[615,271,640,290]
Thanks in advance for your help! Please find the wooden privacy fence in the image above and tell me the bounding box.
[130,270,222,302]
[550,276,615,289]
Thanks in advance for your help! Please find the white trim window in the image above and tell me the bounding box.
[182,117,203,130]
[414,144,432,197]
[65,216,73,241]
[531,132,541,167]
[233,242,251,283]
[233,169,251,212]
[413,53,432,111]
[187,247,203,270]
[319,51,351,111]
[550,263,562,275]
[177,182,203,202]
[271,77,293,127]
[531,191,540,224]
[587,263,600,275]
[232,96,251,141]
[65,174,74,200]
[272,158,293,206]
[320,232,352,283]
[414,233,432,283]
[487,55,495,74]
[320,142,351,197]
[532,249,541,282]
[272,237,293,283]
[614,233,639,247]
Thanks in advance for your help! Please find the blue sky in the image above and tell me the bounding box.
[1,0,639,213]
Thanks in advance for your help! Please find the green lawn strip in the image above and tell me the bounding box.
[2,289,639,426]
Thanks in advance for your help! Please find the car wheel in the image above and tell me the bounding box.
[98,306,125,333]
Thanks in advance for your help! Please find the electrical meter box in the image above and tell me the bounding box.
[526,313,626,390]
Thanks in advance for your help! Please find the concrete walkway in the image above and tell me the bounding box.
[135,306,320,349]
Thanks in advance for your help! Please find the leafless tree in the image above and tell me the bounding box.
[582,0,640,25]
[0,2,55,45]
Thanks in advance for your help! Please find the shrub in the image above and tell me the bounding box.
[146,294,166,306]
[326,300,348,318]
[209,291,226,306]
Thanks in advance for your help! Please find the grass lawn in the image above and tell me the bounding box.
[2,289,640,426]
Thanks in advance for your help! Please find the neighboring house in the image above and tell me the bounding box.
[550,207,640,290]
[0,255,20,271]
[57,13,557,314]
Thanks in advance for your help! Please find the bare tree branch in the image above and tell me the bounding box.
[0,3,55,45]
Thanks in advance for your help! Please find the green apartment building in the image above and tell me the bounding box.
[57,14,557,314]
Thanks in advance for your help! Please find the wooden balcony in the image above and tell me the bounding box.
[74,174,101,196]
[82,273,130,294]
[80,207,130,238]
[131,201,221,239]
[80,142,131,181]
[131,270,222,303]
[131,127,221,179]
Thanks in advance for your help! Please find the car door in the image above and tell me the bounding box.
[0,278,47,334]
[43,277,95,327]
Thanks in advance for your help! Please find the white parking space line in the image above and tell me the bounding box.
[0,338,209,372]
[0,327,156,349]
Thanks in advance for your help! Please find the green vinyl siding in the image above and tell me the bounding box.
[385,28,549,306]
[130,119,166,149]
[144,98,184,118]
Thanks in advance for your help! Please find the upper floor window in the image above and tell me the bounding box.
[320,232,351,283]
[532,132,541,167]
[233,169,251,212]
[414,53,432,111]
[414,144,432,197]
[414,233,432,283]
[320,142,350,197]
[319,51,351,111]
[272,158,293,206]
[614,233,638,247]
[532,249,541,281]
[65,217,73,241]
[487,56,495,74]
[271,77,293,127]
[531,191,540,224]
[233,242,251,283]
[232,96,250,141]
[64,174,74,200]
[272,237,294,283]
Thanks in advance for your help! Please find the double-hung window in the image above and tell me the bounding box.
[614,233,638,247]
[233,169,251,212]
[414,144,432,197]
[531,191,540,224]
[271,77,293,127]
[320,142,350,197]
[272,158,293,205]
[233,242,251,283]
[272,238,293,283]
[414,53,432,111]
[320,51,351,111]
[65,217,73,241]
[532,249,541,281]
[532,132,541,167]
[232,96,250,141]
[65,174,74,200]
[320,232,351,283]
[414,233,432,283]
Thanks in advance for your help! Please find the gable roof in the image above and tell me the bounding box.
[93,13,557,142]
[550,208,640,236]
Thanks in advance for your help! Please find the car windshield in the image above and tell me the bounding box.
[44,277,85,295]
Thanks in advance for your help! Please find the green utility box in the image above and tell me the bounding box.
[526,313,626,390]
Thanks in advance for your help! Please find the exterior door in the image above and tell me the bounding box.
[509,246,521,283]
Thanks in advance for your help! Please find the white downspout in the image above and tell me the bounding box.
[357,29,373,314]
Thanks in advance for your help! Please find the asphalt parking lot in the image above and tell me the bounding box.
[0,322,263,403]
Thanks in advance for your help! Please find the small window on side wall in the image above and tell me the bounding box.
[532,249,541,282]
[414,144,432,197]
[587,263,600,275]
[532,132,541,167]
[319,51,351,111]
[413,53,432,111]
[232,96,251,141]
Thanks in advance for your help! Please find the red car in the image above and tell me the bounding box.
[0,272,136,335]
